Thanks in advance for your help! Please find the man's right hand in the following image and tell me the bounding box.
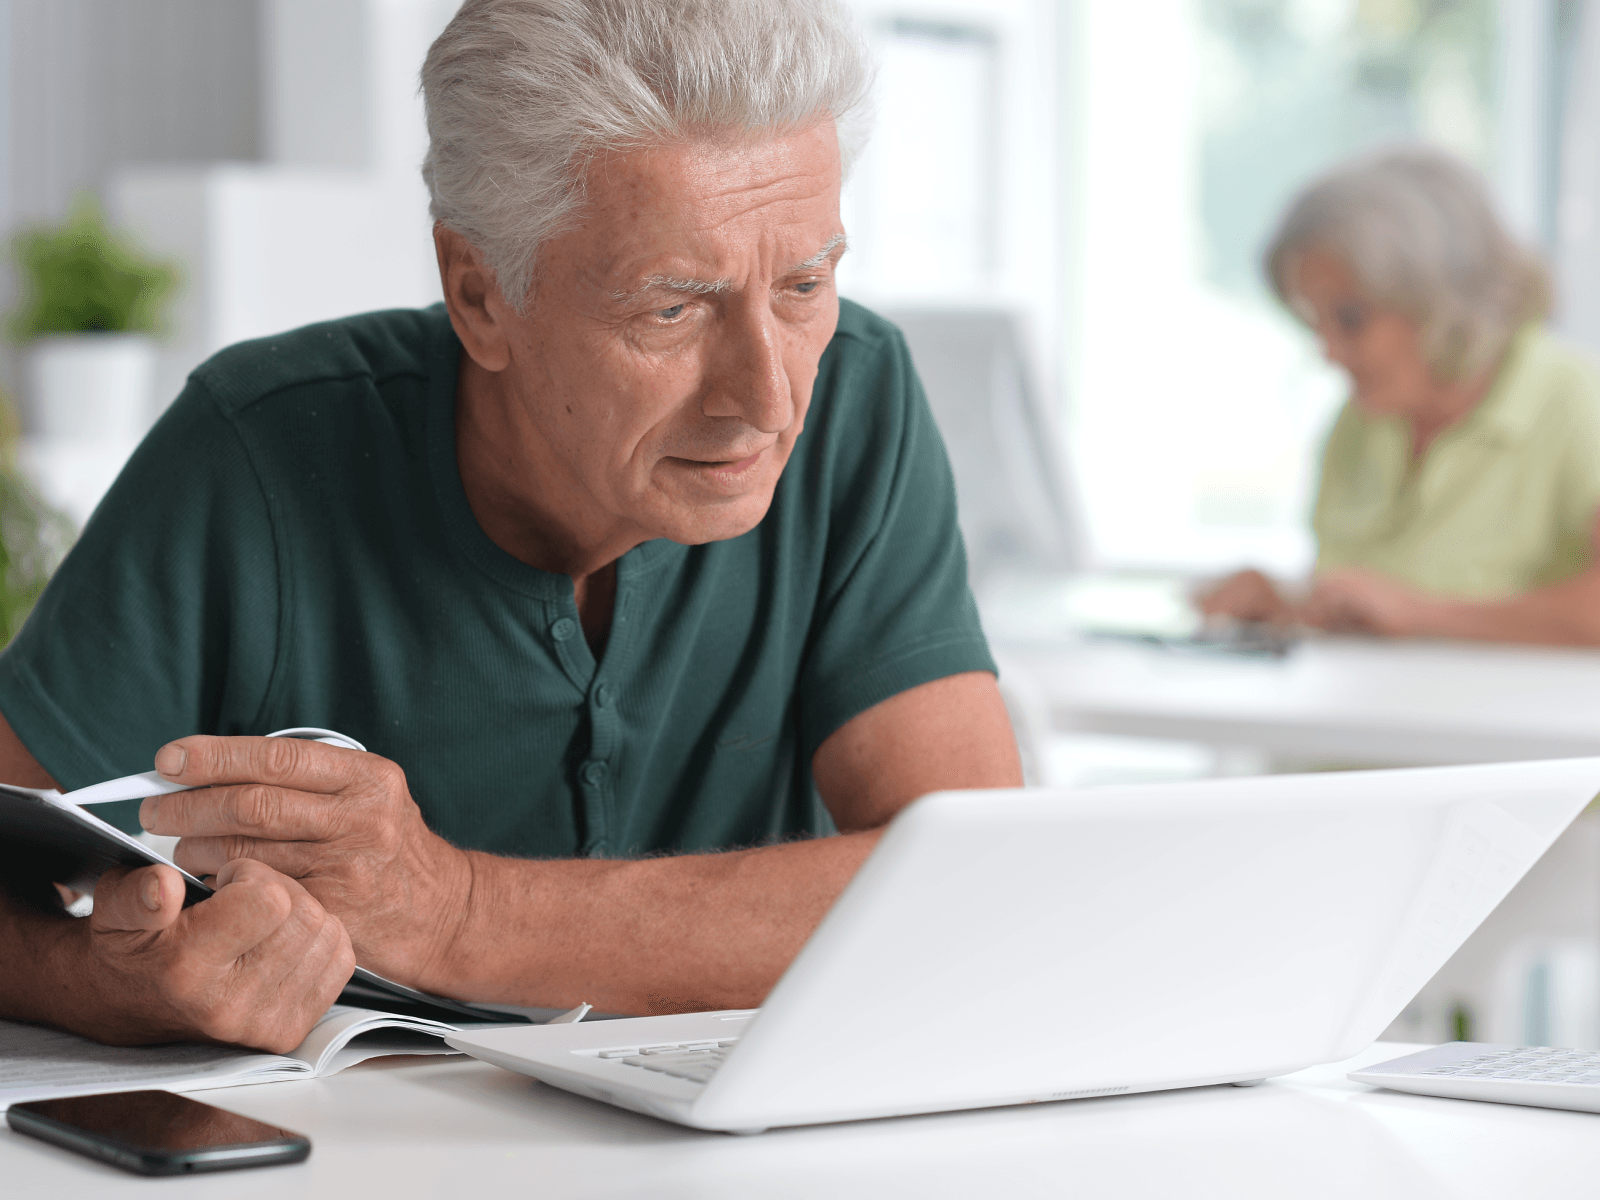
[66,858,354,1053]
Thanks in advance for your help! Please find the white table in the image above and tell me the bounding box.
[1010,635,1600,767]
[4,1043,1595,1198]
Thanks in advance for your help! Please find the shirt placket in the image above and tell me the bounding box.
[545,605,611,855]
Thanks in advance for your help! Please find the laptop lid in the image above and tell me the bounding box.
[691,760,1600,1129]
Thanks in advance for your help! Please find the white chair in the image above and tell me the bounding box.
[877,307,1083,583]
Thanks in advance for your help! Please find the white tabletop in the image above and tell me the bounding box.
[5,1042,1597,1198]
[1012,635,1600,766]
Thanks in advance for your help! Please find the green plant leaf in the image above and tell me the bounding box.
[7,193,180,341]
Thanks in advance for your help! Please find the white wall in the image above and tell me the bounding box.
[0,0,262,399]
[112,0,454,413]
[1554,2,1600,362]
[0,0,260,229]
[840,0,1064,402]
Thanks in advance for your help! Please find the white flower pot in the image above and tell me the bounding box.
[23,333,158,440]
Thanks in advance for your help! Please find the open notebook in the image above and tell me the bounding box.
[0,731,528,1026]
[1,1004,462,1111]
[0,732,601,1110]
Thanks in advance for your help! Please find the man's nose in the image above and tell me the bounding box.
[703,305,794,434]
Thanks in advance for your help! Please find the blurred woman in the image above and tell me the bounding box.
[1201,145,1600,644]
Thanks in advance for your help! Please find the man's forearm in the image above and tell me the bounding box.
[429,828,884,1014]
[0,890,96,1031]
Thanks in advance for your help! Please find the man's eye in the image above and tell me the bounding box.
[794,281,819,295]
[654,303,687,321]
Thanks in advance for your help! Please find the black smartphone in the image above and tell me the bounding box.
[6,1090,310,1176]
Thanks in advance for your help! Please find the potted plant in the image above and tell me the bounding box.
[0,390,75,642]
[8,194,178,440]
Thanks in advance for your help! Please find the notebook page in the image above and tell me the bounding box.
[0,1018,304,1111]
[288,1003,460,1075]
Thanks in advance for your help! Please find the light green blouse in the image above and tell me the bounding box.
[1313,327,1600,599]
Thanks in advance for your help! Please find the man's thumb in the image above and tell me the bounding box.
[89,864,186,933]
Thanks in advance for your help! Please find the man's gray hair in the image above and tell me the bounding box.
[421,0,873,311]
[1265,145,1551,381]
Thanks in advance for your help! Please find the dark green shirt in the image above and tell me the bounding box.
[0,301,993,856]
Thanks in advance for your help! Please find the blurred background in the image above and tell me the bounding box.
[2,0,1595,563]
[4,0,1600,1056]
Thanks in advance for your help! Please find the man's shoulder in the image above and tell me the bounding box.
[829,297,905,362]
[812,299,913,424]
[189,305,449,416]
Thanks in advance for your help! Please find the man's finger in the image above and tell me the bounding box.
[240,886,354,994]
[141,783,342,842]
[174,859,302,968]
[90,865,185,933]
[152,734,366,794]
[174,834,323,881]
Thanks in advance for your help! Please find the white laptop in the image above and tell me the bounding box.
[447,760,1600,1133]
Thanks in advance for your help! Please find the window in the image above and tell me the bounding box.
[1063,0,1499,575]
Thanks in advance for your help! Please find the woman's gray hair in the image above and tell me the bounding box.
[1265,145,1551,381]
[421,0,873,311]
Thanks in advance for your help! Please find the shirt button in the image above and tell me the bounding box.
[582,760,607,786]
[595,684,614,709]
[551,617,577,642]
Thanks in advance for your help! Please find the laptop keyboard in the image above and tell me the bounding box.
[1421,1047,1600,1083]
[594,1038,741,1085]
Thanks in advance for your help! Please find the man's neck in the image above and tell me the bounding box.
[454,355,640,649]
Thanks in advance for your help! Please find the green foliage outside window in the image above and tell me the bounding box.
[7,193,179,340]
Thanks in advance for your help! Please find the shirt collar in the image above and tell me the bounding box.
[1458,324,1543,447]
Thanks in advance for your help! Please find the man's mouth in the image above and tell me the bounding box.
[658,447,773,495]
[704,451,763,472]
[675,449,766,474]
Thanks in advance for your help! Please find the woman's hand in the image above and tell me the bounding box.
[1300,568,1436,636]
[1194,569,1297,626]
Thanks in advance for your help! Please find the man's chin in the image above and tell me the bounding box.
[647,491,777,548]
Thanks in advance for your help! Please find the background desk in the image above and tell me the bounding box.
[1009,635,1600,767]
[991,632,1600,1050]
[4,1043,1595,1198]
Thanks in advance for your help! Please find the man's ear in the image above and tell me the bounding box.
[434,223,512,372]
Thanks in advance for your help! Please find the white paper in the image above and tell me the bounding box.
[0,1003,462,1111]
[61,728,365,807]
[290,1004,460,1074]
[65,770,190,805]
[0,1019,298,1111]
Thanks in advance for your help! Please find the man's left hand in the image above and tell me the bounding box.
[1301,567,1437,637]
[140,736,473,993]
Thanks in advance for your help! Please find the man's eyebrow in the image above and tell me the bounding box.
[788,233,848,273]
[610,274,732,307]
[609,235,849,307]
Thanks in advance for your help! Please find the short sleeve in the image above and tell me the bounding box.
[795,317,996,758]
[0,380,281,816]
[1549,366,1600,557]
[1311,402,1360,572]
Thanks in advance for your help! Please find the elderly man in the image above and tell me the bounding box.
[0,0,1020,1051]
